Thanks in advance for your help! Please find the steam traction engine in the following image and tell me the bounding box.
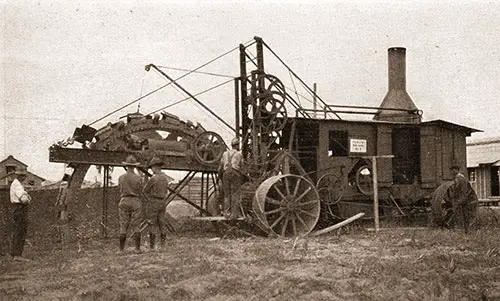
[50,37,479,238]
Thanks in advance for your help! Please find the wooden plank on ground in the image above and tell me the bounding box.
[190,216,246,221]
[365,227,429,232]
[310,213,365,236]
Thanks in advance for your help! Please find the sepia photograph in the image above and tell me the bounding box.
[1,1,500,300]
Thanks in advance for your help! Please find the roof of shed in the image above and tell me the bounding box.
[467,138,500,167]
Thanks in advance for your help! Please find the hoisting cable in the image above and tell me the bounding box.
[147,78,234,115]
[245,52,259,69]
[261,40,341,119]
[88,38,254,126]
[155,66,234,79]
[285,86,314,105]
[288,70,302,107]
[145,64,235,132]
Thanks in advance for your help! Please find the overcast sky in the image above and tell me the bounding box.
[1,0,500,181]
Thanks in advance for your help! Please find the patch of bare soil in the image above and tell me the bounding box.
[1,213,500,301]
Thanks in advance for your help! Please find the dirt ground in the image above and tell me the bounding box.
[1,209,500,301]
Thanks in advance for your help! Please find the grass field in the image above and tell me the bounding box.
[1,208,500,301]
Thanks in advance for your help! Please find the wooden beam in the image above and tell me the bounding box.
[310,213,365,236]
[49,146,217,172]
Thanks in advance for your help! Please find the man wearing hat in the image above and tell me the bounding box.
[118,155,143,253]
[143,156,170,249]
[218,137,243,219]
[9,168,31,261]
[450,164,472,233]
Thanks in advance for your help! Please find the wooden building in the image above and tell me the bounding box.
[467,138,500,201]
[0,155,45,189]
[288,118,478,202]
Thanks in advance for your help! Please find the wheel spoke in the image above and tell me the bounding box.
[280,216,289,236]
[273,185,287,200]
[293,177,302,197]
[295,212,308,228]
[284,177,291,195]
[298,209,317,218]
[266,197,281,206]
[265,207,283,215]
[295,187,312,203]
[298,200,318,207]
[291,216,298,236]
[270,213,286,229]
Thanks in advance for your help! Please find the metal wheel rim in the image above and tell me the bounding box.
[253,174,320,237]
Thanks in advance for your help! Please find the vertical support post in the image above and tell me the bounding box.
[204,172,208,206]
[255,37,265,162]
[101,165,109,238]
[313,83,317,118]
[200,172,205,216]
[255,36,264,76]
[234,78,240,138]
[372,157,379,233]
[239,44,248,158]
[250,71,259,163]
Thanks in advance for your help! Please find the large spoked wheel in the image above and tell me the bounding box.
[355,165,373,195]
[316,173,345,205]
[430,182,454,227]
[269,151,308,178]
[252,175,321,237]
[430,181,479,228]
[192,131,227,165]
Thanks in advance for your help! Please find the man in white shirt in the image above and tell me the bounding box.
[218,137,243,219]
[9,169,31,261]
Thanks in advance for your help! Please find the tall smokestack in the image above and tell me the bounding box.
[373,47,421,123]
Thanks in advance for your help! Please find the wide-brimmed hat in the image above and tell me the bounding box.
[122,155,140,166]
[147,156,164,168]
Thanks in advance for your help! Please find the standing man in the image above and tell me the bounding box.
[143,157,170,249]
[118,155,143,253]
[218,137,243,220]
[450,164,471,233]
[10,168,31,261]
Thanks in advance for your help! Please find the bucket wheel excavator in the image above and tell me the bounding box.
[50,37,324,238]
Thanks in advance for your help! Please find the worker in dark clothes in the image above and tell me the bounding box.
[9,168,31,261]
[118,155,143,253]
[218,137,243,219]
[143,157,170,249]
[450,164,472,233]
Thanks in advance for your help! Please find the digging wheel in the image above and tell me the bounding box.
[192,131,226,165]
[252,175,320,237]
